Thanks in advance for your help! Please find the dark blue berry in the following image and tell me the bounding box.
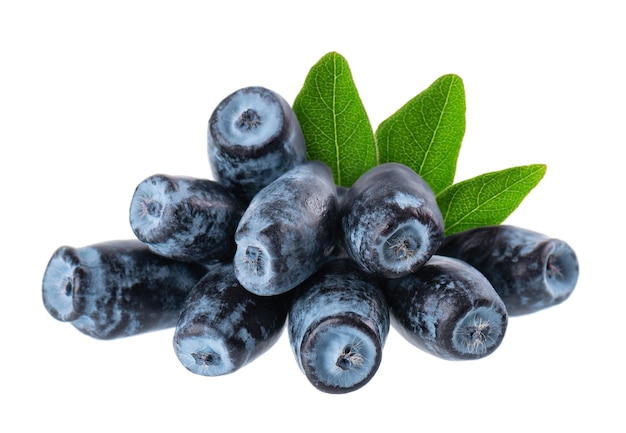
[383,255,508,360]
[129,174,245,264]
[437,225,579,316]
[173,262,288,376]
[340,162,444,278]
[234,160,338,296]
[207,86,306,202]
[41,240,208,339]
[288,258,390,394]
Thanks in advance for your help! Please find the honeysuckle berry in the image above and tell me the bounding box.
[383,255,508,361]
[234,160,338,296]
[207,86,307,202]
[437,225,579,316]
[173,262,288,377]
[129,174,246,264]
[340,162,444,278]
[288,258,390,394]
[42,240,208,339]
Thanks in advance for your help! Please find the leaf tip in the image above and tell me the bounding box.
[532,163,548,178]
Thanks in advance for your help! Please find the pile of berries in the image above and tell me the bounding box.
[42,86,579,394]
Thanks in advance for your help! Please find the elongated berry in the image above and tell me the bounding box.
[288,258,390,394]
[383,255,508,361]
[173,262,288,377]
[340,162,444,278]
[129,174,245,264]
[437,225,579,316]
[234,160,338,296]
[207,86,307,201]
[41,240,208,339]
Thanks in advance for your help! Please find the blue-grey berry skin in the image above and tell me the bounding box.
[340,162,444,279]
[234,160,338,296]
[437,225,579,316]
[173,262,288,377]
[325,185,350,261]
[383,255,508,361]
[207,86,307,202]
[288,258,390,394]
[41,240,209,340]
[336,184,349,209]
[129,174,246,264]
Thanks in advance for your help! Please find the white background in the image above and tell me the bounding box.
[2,1,623,431]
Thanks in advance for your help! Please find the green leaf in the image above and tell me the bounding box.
[436,164,547,236]
[375,74,466,195]
[293,52,378,187]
